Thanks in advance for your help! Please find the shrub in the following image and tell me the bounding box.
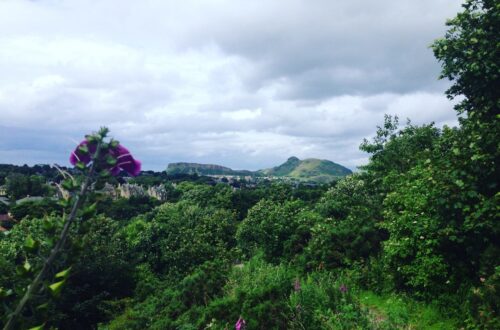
[236,200,319,263]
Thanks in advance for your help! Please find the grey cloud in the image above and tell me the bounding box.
[0,0,462,171]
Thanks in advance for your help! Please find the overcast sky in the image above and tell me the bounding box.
[0,0,463,171]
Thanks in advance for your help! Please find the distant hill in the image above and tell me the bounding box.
[167,157,351,182]
[166,162,253,176]
[258,156,352,182]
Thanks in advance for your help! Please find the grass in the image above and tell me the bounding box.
[359,290,460,329]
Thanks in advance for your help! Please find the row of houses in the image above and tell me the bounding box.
[99,183,169,201]
[0,181,171,202]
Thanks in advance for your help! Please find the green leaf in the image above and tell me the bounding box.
[55,266,72,279]
[61,179,76,191]
[76,161,86,170]
[24,235,39,252]
[100,169,111,178]
[106,156,117,166]
[58,198,68,207]
[86,135,98,143]
[16,265,28,276]
[42,219,56,233]
[81,203,97,221]
[36,303,49,311]
[78,144,89,154]
[110,139,120,148]
[28,324,45,330]
[0,287,13,299]
[49,280,66,297]
[100,142,109,151]
[23,260,32,273]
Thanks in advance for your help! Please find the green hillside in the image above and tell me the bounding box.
[259,156,352,182]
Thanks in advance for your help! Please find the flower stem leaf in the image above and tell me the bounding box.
[24,235,39,252]
[55,266,72,279]
[28,324,45,330]
[48,280,66,297]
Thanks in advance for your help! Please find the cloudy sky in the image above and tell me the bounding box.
[0,0,463,171]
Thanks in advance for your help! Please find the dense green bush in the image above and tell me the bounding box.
[9,198,63,221]
[95,195,161,221]
[177,182,233,209]
[0,214,136,329]
[200,256,295,329]
[304,176,383,270]
[126,200,237,278]
[105,260,231,330]
[236,199,319,263]
[54,216,135,329]
[4,173,49,200]
[288,272,370,329]
[465,266,500,329]
[0,216,77,328]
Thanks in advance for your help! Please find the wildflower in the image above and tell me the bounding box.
[235,316,246,330]
[70,140,141,176]
[70,140,94,166]
[108,144,142,176]
[294,278,301,291]
[339,284,347,293]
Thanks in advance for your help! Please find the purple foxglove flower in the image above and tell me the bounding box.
[339,284,347,293]
[108,144,142,177]
[235,317,246,330]
[70,140,95,166]
[294,278,301,291]
[70,140,141,177]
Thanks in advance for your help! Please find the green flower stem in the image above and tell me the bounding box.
[3,142,102,330]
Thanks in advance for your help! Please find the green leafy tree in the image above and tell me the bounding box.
[431,0,499,275]
[236,199,317,263]
[129,201,237,278]
[369,0,499,303]
[5,173,30,200]
[305,176,383,270]
[9,198,62,221]
[4,174,48,200]
[54,217,135,329]
[95,196,160,221]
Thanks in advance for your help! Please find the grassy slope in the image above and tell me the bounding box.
[260,157,352,182]
[288,158,352,181]
[360,291,460,329]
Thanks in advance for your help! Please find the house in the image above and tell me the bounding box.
[98,183,118,199]
[0,214,12,222]
[0,214,14,230]
[0,185,7,197]
[118,183,145,199]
